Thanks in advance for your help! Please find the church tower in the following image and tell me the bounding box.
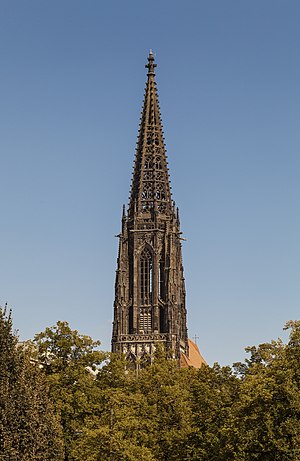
[112,52,189,365]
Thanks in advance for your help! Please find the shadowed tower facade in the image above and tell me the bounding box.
[112,52,189,365]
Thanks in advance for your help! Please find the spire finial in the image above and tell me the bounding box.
[145,50,157,76]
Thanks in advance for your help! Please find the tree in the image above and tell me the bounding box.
[70,349,194,461]
[30,319,300,461]
[72,353,156,461]
[229,322,300,460]
[136,350,194,461]
[187,363,240,460]
[34,320,107,461]
[0,306,64,461]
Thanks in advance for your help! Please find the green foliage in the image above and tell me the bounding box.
[0,306,64,461]
[229,321,300,460]
[70,351,193,461]
[3,314,300,460]
[136,352,194,461]
[33,321,107,460]
[187,363,240,460]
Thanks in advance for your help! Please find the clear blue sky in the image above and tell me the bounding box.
[1,1,299,365]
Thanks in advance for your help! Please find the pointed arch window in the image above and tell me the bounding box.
[144,156,153,169]
[155,183,165,201]
[140,248,153,305]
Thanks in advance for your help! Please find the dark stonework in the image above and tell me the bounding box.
[111,52,189,365]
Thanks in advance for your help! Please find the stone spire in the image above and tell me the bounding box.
[112,52,190,368]
[129,51,172,218]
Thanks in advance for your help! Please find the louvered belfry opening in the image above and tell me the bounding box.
[112,52,189,367]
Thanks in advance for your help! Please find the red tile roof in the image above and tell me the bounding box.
[180,338,206,368]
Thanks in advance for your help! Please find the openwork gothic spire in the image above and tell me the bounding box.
[129,51,172,218]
